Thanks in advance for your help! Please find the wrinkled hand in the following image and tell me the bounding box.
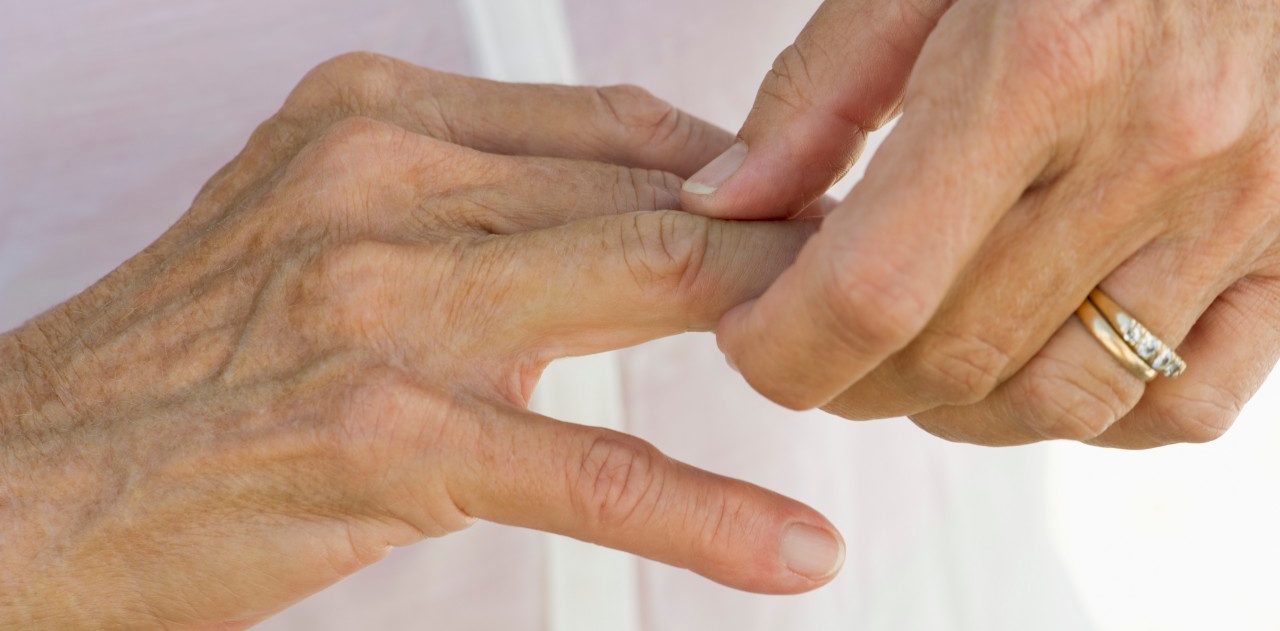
[685,0,1280,447]
[0,53,842,628]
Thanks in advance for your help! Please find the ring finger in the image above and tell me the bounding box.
[911,236,1245,445]
[1091,274,1280,448]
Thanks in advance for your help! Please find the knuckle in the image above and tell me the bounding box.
[1147,386,1242,444]
[1018,355,1140,441]
[873,1,944,73]
[319,50,403,76]
[1136,79,1256,177]
[905,332,1012,405]
[616,210,711,296]
[612,166,682,212]
[693,488,744,553]
[572,432,667,529]
[290,51,403,114]
[297,116,402,172]
[287,117,407,205]
[317,116,403,154]
[820,253,932,357]
[1005,1,1115,97]
[897,0,950,23]
[593,84,666,126]
[593,84,690,152]
[759,42,819,114]
[237,114,312,177]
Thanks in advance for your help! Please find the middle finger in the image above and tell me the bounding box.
[912,209,1258,445]
[196,52,734,221]
[822,157,1160,422]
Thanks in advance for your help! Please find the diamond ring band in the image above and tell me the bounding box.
[1078,288,1187,381]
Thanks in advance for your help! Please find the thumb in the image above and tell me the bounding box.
[453,405,845,593]
[682,0,954,219]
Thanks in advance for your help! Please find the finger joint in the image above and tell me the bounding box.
[1017,354,1141,440]
[905,331,1012,405]
[572,433,668,529]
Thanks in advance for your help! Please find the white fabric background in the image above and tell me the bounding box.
[0,1,1277,629]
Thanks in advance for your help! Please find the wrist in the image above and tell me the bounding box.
[0,321,142,629]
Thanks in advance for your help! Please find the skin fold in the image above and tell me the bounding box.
[684,0,1280,448]
[0,53,844,628]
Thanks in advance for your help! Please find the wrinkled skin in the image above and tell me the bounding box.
[686,0,1280,448]
[0,53,843,628]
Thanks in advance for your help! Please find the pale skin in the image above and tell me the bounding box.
[0,54,845,628]
[686,0,1280,447]
[8,1,1279,624]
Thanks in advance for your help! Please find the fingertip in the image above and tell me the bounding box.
[719,503,846,594]
[680,141,753,218]
[681,137,811,220]
[778,521,846,585]
[691,102,873,218]
[694,490,845,594]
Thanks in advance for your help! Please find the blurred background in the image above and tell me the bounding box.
[1046,375,1280,631]
[2,1,1276,629]
[841,122,1280,631]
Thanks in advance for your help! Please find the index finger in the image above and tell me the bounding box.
[473,211,818,361]
[449,403,845,594]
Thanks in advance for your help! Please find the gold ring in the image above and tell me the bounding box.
[1076,299,1158,382]
[1087,289,1186,378]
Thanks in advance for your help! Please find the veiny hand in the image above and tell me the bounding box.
[683,0,1280,447]
[0,53,843,628]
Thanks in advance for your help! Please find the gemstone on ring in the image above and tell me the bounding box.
[1136,333,1161,361]
[1151,347,1187,378]
[1086,289,1187,380]
[1118,313,1144,344]
[1076,300,1158,382]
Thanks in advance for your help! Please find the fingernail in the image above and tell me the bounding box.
[683,141,747,196]
[779,523,844,580]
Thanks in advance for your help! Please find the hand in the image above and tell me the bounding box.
[684,0,1280,447]
[0,53,843,628]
